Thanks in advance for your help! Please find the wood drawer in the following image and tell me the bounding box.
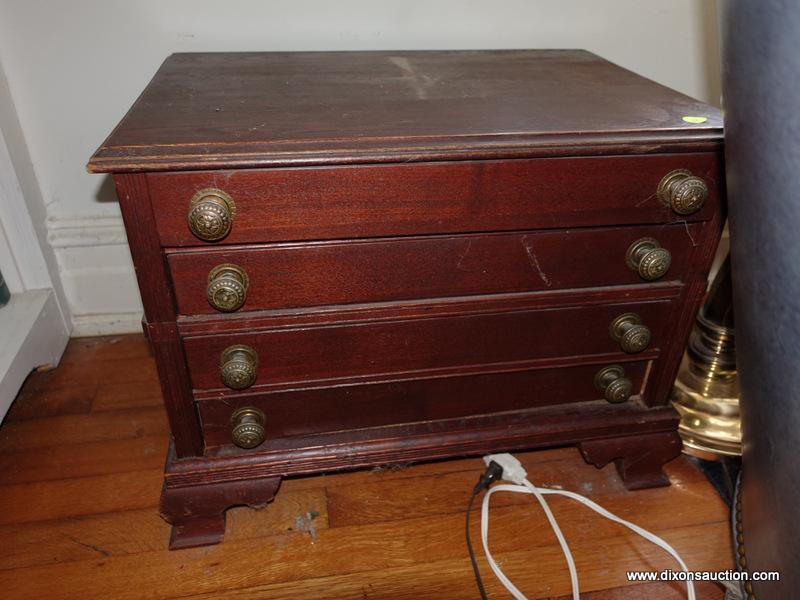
[168,223,703,315]
[197,360,652,448]
[149,153,722,247]
[182,293,673,393]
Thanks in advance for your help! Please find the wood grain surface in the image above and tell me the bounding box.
[147,154,722,247]
[0,335,733,599]
[86,50,723,173]
[181,292,672,392]
[167,223,705,315]
[197,360,652,447]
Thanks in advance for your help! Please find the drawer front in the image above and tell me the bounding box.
[198,360,651,448]
[149,153,722,247]
[169,223,702,315]
[182,297,672,393]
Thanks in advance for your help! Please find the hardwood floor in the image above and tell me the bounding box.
[0,335,733,599]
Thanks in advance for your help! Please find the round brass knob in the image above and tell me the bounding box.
[657,169,708,215]
[594,365,633,404]
[220,344,258,390]
[187,188,236,241]
[609,312,652,353]
[626,238,672,281]
[207,264,249,312]
[230,407,266,449]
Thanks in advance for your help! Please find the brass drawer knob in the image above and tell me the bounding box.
[594,365,633,404]
[230,407,266,449]
[658,169,708,215]
[207,264,249,312]
[610,312,652,353]
[187,188,236,241]
[220,344,258,390]
[626,238,672,281]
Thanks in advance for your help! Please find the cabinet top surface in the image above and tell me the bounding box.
[88,50,723,173]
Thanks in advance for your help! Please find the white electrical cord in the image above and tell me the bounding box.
[480,482,580,599]
[481,454,695,600]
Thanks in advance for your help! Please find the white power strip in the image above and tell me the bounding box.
[480,453,695,600]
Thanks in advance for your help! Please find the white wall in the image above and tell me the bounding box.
[0,59,71,411]
[0,0,722,335]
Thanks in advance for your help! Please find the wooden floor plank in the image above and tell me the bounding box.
[553,581,724,599]
[0,469,165,525]
[180,533,730,600]
[18,355,157,395]
[217,527,729,600]
[5,384,97,422]
[0,521,729,600]
[59,335,152,366]
[0,406,168,452]
[0,456,720,564]
[91,380,163,413]
[0,487,328,571]
[327,455,707,528]
[0,435,168,485]
[0,469,732,600]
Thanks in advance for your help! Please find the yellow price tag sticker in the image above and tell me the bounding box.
[682,116,708,124]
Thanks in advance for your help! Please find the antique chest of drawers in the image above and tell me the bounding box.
[88,50,724,549]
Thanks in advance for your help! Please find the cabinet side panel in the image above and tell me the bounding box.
[114,173,203,457]
[113,174,177,322]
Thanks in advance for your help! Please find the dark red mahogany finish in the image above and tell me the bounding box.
[88,50,725,549]
[168,223,704,314]
[147,155,721,246]
[197,361,654,447]
[182,291,675,391]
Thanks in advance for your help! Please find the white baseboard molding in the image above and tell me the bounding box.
[47,215,129,248]
[0,289,70,420]
[46,215,144,336]
[70,311,143,337]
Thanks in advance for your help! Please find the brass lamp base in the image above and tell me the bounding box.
[671,354,741,459]
[670,255,741,459]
